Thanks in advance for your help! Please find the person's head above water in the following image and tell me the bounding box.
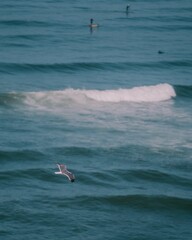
[126,5,130,11]
[89,18,99,28]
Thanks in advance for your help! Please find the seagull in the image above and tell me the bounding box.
[55,163,75,182]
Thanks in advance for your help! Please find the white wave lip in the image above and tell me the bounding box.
[24,83,176,107]
[83,83,176,103]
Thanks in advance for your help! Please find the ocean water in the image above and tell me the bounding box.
[0,0,192,239]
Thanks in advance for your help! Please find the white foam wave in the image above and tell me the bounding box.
[83,83,176,103]
[23,83,176,109]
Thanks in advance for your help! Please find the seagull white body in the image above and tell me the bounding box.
[55,163,75,182]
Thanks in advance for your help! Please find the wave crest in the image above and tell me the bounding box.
[0,84,176,110]
[83,83,175,103]
[24,84,175,108]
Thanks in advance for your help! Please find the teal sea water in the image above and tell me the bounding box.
[0,0,192,239]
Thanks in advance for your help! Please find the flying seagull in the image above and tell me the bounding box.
[55,163,75,182]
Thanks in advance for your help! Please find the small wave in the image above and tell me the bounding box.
[3,34,48,41]
[0,149,45,162]
[1,60,191,74]
[51,146,96,157]
[0,168,50,184]
[117,169,192,188]
[0,62,105,74]
[101,194,192,212]
[174,85,192,98]
[45,194,192,212]
[0,20,49,27]
[0,62,124,74]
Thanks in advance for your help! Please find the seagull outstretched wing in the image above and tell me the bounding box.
[55,163,75,182]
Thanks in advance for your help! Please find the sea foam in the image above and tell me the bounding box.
[82,83,176,103]
[24,83,176,108]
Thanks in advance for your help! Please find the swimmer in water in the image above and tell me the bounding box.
[89,18,99,28]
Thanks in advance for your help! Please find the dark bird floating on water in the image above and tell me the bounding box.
[55,163,75,182]
[158,50,164,54]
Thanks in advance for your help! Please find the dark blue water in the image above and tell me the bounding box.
[0,1,192,239]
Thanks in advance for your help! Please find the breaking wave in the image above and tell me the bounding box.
[0,83,181,109]
[77,83,176,103]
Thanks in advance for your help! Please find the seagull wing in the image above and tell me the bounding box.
[57,163,63,173]
[64,169,75,181]
[56,163,75,181]
[58,164,66,173]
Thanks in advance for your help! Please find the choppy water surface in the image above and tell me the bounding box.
[0,0,192,239]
